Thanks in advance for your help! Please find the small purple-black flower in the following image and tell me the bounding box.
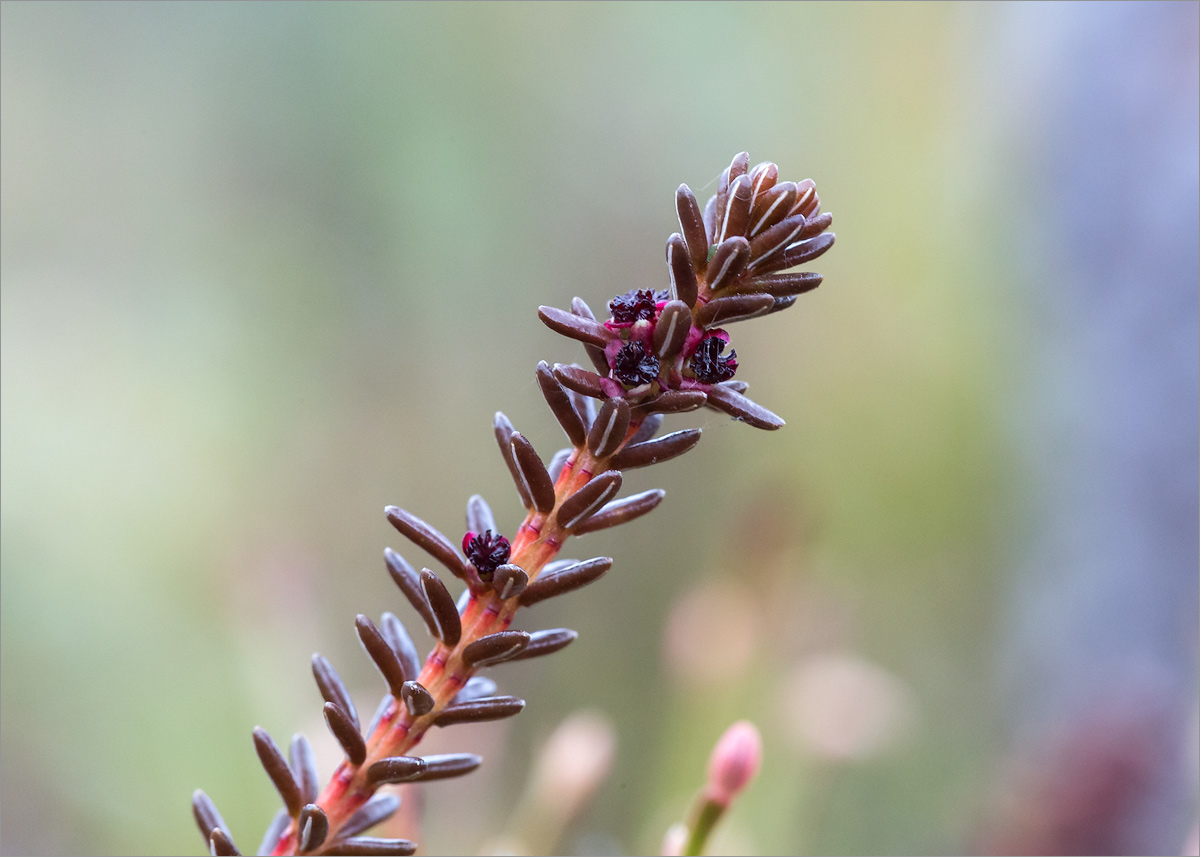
[608,289,659,325]
[689,331,738,384]
[462,530,511,581]
[611,341,661,387]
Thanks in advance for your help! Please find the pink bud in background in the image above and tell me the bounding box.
[705,720,763,807]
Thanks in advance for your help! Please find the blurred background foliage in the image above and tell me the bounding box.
[2,3,1196,855]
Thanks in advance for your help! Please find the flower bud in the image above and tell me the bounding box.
[705,721,762,807]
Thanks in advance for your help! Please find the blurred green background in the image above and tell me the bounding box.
[2,3,1196,855]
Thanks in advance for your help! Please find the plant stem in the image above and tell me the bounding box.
[683,798,725,857]
[271,417,644,855]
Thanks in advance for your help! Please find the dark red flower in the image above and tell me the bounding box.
[462,530,511,580]
[608,289,659,325]
[689,332,738,384]
[611,341,661,387]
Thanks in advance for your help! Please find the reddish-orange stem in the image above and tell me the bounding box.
[271,415,644,855]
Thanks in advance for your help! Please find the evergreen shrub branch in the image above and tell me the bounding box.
[192,152,835,857]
